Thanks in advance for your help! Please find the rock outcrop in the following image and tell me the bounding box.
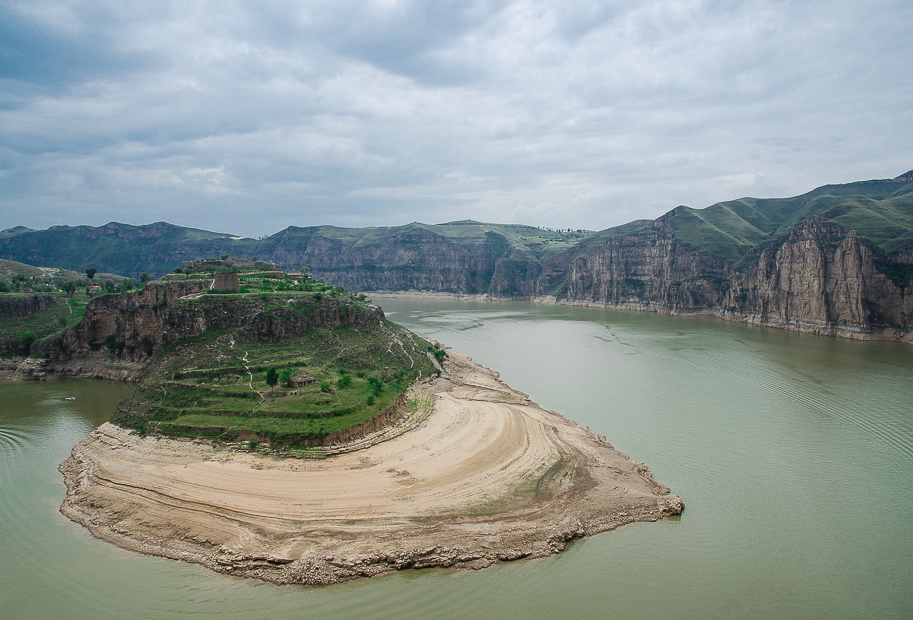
[726,220,911,334]
[0,293,57,317]
[550,218,911,340]
[14,281,388,381]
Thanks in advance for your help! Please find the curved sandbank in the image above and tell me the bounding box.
[60,352,682,586]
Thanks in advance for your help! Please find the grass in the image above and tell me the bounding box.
[0,292,90,352]
[112,290,437,445]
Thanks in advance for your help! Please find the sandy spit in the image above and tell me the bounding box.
[60,352,683,586]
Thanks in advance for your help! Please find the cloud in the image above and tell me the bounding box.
[1,0,911,237]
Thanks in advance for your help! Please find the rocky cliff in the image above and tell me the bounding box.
[37,281,386,366]
[549,218,911,339]
[0,294,57,317]
[726,220,911,334]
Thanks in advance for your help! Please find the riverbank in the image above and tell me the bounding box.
[367,291,913,344]
[59,351,682,586]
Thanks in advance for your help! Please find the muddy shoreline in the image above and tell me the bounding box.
[59,352,682,586]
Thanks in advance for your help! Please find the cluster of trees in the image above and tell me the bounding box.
[0,274,57,293]
[0,266,148,297]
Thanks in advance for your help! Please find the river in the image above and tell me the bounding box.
[1,299,911,619]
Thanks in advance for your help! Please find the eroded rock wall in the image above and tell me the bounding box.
[726,220,910,331]
[38,281,388,366]
[549,218,911,337]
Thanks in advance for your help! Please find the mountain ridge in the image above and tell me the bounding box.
[3,171,912,339]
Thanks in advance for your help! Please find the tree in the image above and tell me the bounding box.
[220,254,230,261]
[266,366,279,391]
[61,281,77,297]
[140,272,150,284]
[85,267,97,280]
[20,332,37,354]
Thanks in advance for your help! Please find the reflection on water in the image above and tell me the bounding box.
[1,300,912,619]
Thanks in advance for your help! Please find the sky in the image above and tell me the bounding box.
[1,0,911,238]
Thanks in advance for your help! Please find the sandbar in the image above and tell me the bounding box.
[60,352,682,585]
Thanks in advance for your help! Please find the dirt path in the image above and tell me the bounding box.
[59,352,682,586]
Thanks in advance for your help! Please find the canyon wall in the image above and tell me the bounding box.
[548,218,910,339]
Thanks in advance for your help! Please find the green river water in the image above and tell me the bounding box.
[1,299,911,619]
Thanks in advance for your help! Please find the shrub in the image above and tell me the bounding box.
[266,366,279,388]
[20,331,37,354]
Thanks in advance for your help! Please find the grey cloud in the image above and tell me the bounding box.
[1,0,911,238]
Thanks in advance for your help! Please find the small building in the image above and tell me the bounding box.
[214,272,240,292]
[288,375,316,388]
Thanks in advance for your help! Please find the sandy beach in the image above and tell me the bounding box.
[60,352,682,585]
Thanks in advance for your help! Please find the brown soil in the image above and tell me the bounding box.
[59,352,682,586]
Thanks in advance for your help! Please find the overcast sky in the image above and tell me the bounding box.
[1,0,911,237]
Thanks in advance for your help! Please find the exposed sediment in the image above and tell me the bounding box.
[60,352,682,586]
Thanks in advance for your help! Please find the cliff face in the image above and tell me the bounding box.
[46,281,210,363]
[270,228,510,294]
[0,294,57,317]
[554,218,732,310]
[550,218,911,337]
[727,220,910,331]
[41,281,387,364]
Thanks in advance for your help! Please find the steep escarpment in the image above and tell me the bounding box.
[555,216,733,311]
[726,220,911,332]
[548,217,912,337]
[274,227,508,293]
[40,281,387,364]
[0,293,57,316]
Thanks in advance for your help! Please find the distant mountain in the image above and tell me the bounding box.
[3,171,912,339]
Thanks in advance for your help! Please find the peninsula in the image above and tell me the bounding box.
[9,259,682,585]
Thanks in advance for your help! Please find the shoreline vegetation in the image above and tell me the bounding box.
[59,351,682,586]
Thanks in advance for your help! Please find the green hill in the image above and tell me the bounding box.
[1,170,911,285]
[665,174,913,262]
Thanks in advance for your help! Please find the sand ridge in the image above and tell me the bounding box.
[60,352,682,585]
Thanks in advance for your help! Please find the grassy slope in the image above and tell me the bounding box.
[263,221,594,263]
[668,178,913,261]
[113,313,437,445]
[0,294,88,345]
[106,267,438,445]
[0,222,236,277]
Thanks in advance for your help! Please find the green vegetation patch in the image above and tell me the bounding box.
[111,293,437,446]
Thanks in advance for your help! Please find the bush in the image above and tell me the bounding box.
[20,331,37,354]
